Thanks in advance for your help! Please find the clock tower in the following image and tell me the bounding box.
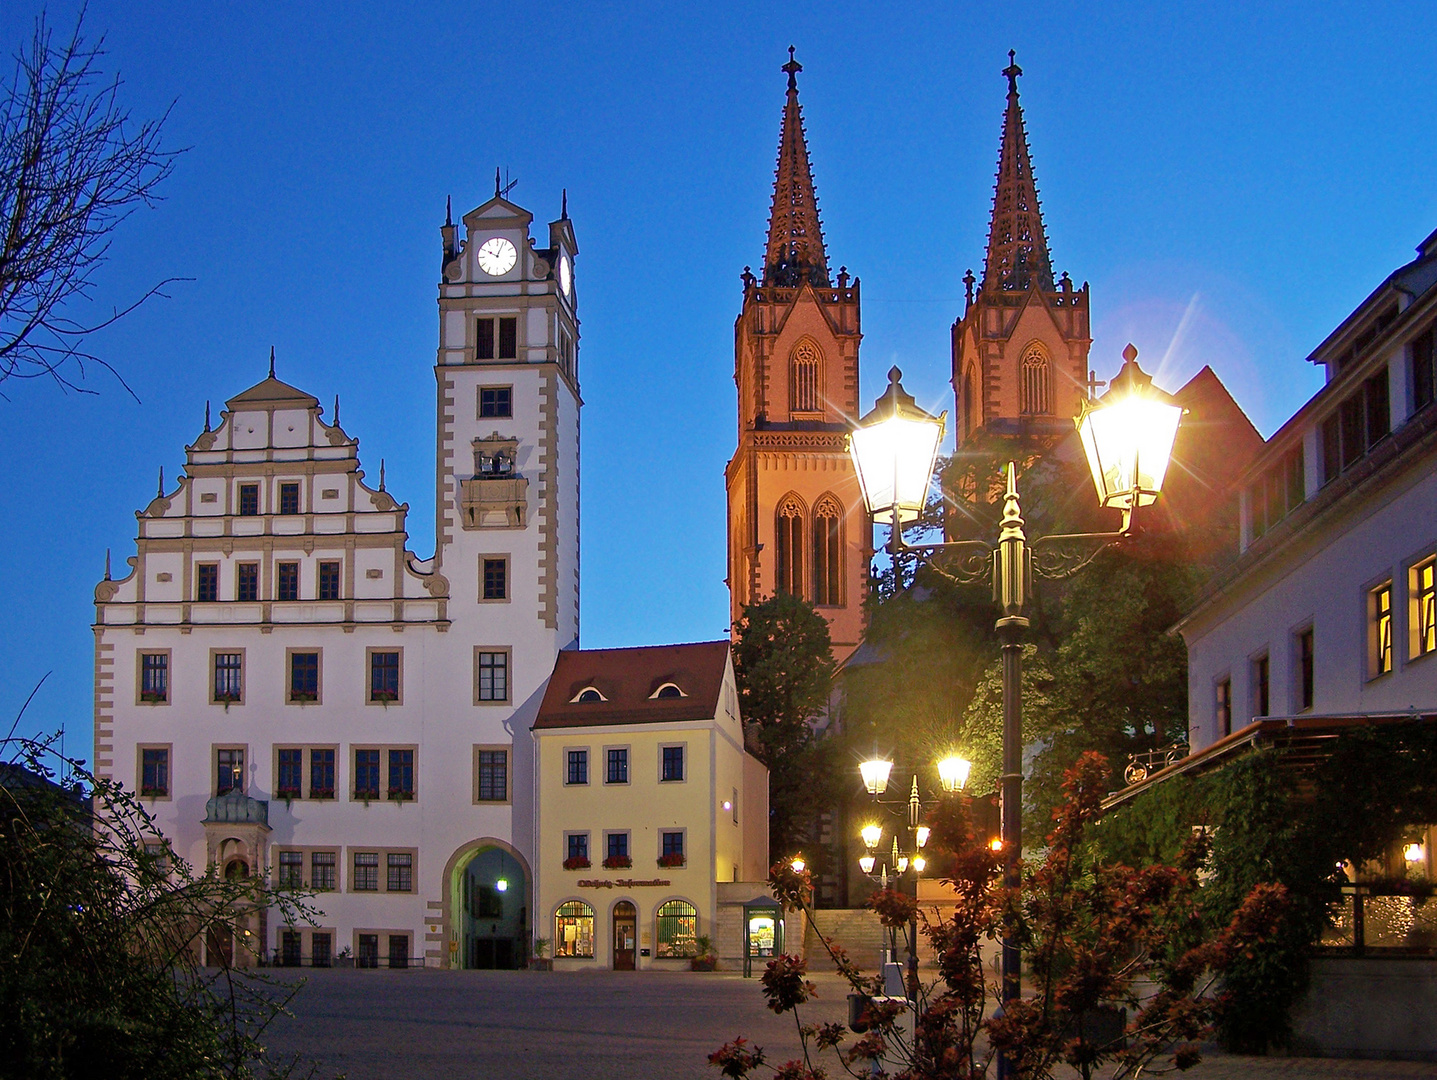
[725,51,869,662]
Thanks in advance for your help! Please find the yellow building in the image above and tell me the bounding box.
[533,641,769,970]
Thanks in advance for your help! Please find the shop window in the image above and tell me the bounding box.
[655,900,698,958]
[554,901,595,958]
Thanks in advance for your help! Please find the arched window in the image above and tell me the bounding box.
[1020,343,1051,416]
[790,340,821,414]
[811,496,842,607]
[655,900,698,958]
[571,686,606,703]
[652,683,684,699]
[775,497,804,596]
[554,901,595,958]
[962,367,976,438]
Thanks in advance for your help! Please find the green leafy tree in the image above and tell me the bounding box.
[733,592,838,860]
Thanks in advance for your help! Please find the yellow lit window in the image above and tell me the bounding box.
[1371,582,1393,677]
[1414,559,1437,660]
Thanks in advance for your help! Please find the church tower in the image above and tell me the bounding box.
[726,51,869,661]
[952,54,1092,444]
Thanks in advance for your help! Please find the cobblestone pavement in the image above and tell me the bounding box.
[261,969,1435,1080]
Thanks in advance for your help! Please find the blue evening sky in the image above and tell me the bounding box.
[2,2,1434,754]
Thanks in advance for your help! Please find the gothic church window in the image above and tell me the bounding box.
[1020,343,1052,416]
[811,496,842,607]
[775,497,804,596]
[790,341,821,413]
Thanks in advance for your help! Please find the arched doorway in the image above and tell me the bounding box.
[612,901,636,971]
[457,846,527,969]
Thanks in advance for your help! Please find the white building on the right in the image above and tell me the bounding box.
[1178,226,1437,751]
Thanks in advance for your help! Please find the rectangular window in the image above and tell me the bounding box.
[1339,394,1364,471]
[477,318,495,360]
[1365,371,1390,445]
[277,561,299,601]
[277,748,303,798]
[661,831,685,859]
[279,482,300,515]
[1215,678,1232,738]
[309,748,335,799]
[278,850,303,888]
[387,749,414,801]
[498,317,517,359]
[217,748,244,796]
[388,934,409,970]
[1297,627,1314,712]
[354,750,380,800]
[475,650,508,703]
[318,561,341,600]
[281,930,302,967]
[370,651,400,702]
[237,562,259,602]
[482,558,507,600]
[140,653,169,702]
[479,386,512,418]
[141,747,169,797]
[238,483,259,516]
[387,852,413,893]
[606,747,629,785]
[1371,582,1394,677]
[1414,328,1435,414]
[311,851,336,892]
[607,832,629,860]
[195,563,219,602]
[353,853,379,892]
[213,652,243,703]
[661,745,685,782]
[1252,654,1270,718]
[1320,414,1342,485]
[566,749,588,786]
[1414,558,1437,660]
[476,749,508,802]
[357,933,379,968]
[567,833,589,862]
[143,840,170,874]
[289,651,319,702]
[312,932,332,967]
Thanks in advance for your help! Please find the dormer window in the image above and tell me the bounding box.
[572,686,606,704]
[652,683,684,700]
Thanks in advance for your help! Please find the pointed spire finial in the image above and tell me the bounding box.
[445,195,452,227]
[782,45,802,91]
[333,395,340,425]
[204,400,211,432]
[561,188,568,219]
[104,548,111,581]
[494,167,501,198]
[1004,49,1022,94]
[379,458,386,491]
[158,466,165,498]
[268,346,275,379]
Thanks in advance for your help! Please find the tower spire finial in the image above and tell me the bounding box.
[561,188,568,219]
[982,53,1053,293]
[762,48,828,288]
[104,548,111,581]
[494,167,501,198]
[157,466,164,498]
[333,395,340,425]
[379,458,386,491]
[268,345,275,379]
[204,400,211,432]
[445,195,452,227]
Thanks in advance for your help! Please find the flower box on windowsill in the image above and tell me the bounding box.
[602,855,632,870]
[371,690,398,704]
[139,786,166,799]
[289,691,318,704]
[562,856,591,871]
[310,788,335,800]
[276,788,301,802]
[387,788,414,803]
[214,693,241,706]
[354,789,379,802]
[139,691,167,704]
[657,853,686,869]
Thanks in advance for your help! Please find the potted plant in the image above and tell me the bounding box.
[690,935,718,971]
[334,946,353,970]
[531,938,552,971]
[562,855,591,870]
[602,854,632,870]
[354,788,379,803]
[657,853,685,869]
[387,785,413,803]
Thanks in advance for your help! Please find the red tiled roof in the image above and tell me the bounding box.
[533,640,732,730]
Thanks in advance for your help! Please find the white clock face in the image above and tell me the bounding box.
[559,254,572,297]
[477,236,517,276]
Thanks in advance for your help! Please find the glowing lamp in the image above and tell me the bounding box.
[859,855,876,874]
[1075,345,1182,519]
[847,367,946,526]
[915,825,930,849]
[989,838,1003,853]
[790,856,806,874]
[937,756,972,793]
[860,823,883,849]
[859,758,893,796]
[912,855,927,873]
[897,855,909,874]
[495,878,509,892]
[1405,843,1426,863]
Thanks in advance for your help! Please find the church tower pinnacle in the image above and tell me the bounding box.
[763,48,829,288]
[952,53,1091,445]
[726,50,868,663]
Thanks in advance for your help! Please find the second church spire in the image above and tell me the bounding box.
[763,48,829,288]
[983,51,1054,293]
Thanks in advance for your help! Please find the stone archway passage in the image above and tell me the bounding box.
[458,846,527,969]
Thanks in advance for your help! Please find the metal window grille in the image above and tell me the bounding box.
[278,851,303,888]
[477,750,507,801]
[387,853,413,893]
[318,561,341,600]
[357,933,379,967]
[655,900,698,958]
[388,934,409,970]
[311,932,332,967]
[353,853,379,892]
[195,563,219,602]
[311,851,336,892]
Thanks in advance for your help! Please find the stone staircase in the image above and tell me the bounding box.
[803,908,891,971]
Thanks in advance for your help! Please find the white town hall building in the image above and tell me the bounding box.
[93,189,582,969]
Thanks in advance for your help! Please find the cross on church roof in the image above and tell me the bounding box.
[783,45,802,90]
[1004,49,1022,94]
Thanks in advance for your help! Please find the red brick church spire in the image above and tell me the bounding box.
[763,47,829,287]
[983,51,1054,294]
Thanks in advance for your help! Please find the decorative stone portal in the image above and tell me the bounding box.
[455,846,527,969]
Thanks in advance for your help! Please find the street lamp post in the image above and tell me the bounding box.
[848,345,1181,1074]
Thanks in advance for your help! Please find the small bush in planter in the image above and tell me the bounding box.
[690,935,718,971]
[602,854,632,870]
[531,938,553,970]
